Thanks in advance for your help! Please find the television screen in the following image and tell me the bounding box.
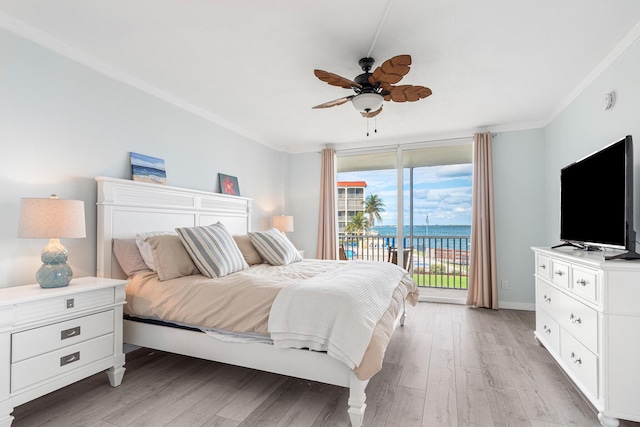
[560,136,632,250]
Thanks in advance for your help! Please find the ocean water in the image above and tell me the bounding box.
[372,225,471,237]
[369,225,471,251]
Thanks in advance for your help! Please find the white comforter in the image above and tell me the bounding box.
[268,260,407,370]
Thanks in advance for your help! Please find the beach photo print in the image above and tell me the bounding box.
[130,152,167,185]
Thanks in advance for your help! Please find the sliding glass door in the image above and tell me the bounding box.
[336,141,472,288]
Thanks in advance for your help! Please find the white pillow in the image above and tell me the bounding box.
[248,228,302,266]
[175,223,249,278]
[135,230,176,271]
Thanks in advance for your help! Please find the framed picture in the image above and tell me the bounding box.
[218,173,240,196]
[130,152,167,185]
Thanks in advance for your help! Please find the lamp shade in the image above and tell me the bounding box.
[273,215,294,233]
[18,195,86,239]
[351,93,384,113]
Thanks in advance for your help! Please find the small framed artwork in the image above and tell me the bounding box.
[130,152,167,185]
[218,173,240,196]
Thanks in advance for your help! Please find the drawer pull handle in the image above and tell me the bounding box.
[554,270,564,276]
[576,279,587,286]
[570,352,582,365]
[61,326,81,340]
[543,325,551,334]
[543,295,551,303]
[60,351,80,367]
[539,264,546,269]
[570,313,582,324]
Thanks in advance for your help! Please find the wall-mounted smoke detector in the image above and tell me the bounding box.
[603,92,615,110]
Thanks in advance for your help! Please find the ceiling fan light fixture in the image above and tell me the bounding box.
[351,93,383,113]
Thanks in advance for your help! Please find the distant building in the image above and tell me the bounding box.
[337,181,367,233]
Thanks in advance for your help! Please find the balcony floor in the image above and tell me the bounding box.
[419,286,466,305]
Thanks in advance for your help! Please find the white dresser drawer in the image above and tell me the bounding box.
[13,288,115,326]
[559,296,598,354]
[536,254,551,280]
[551,260,570,288]
[536,279,561,320]
[12,310,115,363]
[560,329,598,399]
[572,265,598,303]
[536,307,560,355]
[11,333,114,393]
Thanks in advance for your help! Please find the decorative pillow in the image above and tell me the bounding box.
[135,230,176,271]
[175,223,248,278]
[147,234,200,281]
[112,238,150,277]
[248,228,302,266]
[233,234,264,265]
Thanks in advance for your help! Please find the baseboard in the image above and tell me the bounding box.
[418,295,535,311]
[499,301,535,311]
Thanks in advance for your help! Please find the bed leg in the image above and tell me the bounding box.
[400,305,407,326]
[347,375,369,427]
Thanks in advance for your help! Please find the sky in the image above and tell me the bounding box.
[338,163,473,226]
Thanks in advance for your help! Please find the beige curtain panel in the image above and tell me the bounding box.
[317,148,337,260]
[466,132,499,309]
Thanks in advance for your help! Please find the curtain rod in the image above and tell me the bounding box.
[332,133,501,155]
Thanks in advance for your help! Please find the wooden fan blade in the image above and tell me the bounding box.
[361,106,382,118]
[389,85,432,102]
[314,70,362,89]
[312,95,354,109]
[369,55,412,85]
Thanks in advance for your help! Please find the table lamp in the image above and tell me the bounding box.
[272,215,294,235]
[18,194,86,288]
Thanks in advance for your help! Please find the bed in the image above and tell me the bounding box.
[96,176,418,427]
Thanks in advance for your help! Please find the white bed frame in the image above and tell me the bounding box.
[96,176,405,427]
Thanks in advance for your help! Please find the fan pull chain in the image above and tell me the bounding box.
[367,116,370,137]
[375,116,377,134]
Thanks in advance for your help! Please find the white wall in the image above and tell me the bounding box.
[492,130,546,309]
[0,28,287,288]
[545,36,640,252]
[286,151,321,258]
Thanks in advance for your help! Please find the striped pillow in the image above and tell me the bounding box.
[175,223,248,278]
[249,228,302,266]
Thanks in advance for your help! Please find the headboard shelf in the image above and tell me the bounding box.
[96,176,252,279]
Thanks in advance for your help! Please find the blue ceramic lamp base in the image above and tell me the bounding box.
[37,238,73,288]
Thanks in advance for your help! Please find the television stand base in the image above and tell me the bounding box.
[605,250,640,261]
[552,241,586,250]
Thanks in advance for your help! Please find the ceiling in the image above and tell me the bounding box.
[2,1,640,154]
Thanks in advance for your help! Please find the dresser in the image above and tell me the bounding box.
[532,247,640,427]
[0,277,127,426]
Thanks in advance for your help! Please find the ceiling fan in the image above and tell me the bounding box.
[312,55,432,119]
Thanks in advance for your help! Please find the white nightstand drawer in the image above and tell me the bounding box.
[560,296,598,354]
[12,310,115,363]
[536,254,551,280]
[11,333,114,393]
[560,329,598,399]
[13,288,115,325]
[551,260,570,288]
[536,307,560,355]
[572,266,598,303]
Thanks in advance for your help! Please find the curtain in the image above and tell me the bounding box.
[466,132,498,309]
[317,148,337,259]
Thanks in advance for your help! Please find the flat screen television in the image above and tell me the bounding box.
[557,135,639,260]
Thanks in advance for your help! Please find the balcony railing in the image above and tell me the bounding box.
[338,233,469,290]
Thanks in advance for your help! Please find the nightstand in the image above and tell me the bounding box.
[0,277,127,427]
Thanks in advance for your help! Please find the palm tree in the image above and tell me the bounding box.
[364,194,385,228]
[345,212,369,235]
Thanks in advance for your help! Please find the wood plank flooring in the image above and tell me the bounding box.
[11,302,640,426]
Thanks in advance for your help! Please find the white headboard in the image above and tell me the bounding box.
[96,176,252,279]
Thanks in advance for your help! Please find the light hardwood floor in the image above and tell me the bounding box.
[11,302,640,426]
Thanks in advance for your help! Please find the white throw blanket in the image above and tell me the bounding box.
[268,260,407,369]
